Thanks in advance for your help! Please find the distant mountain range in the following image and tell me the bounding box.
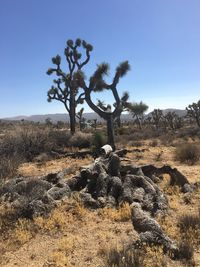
[2,109,187,123]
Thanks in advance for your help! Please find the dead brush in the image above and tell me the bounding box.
[178,209,200,246]
[174,143,200,165]
[178,209,200,231]
[34,194,88,233]
[178,240,194,262]
[149,140,158,147]
[105,246,145,267]
[105,244,167,267]
[46,235,78,267]
[98,203,131,222]
[0,155,22,181]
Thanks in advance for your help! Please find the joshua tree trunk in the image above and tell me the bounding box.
[135,115,142,129]
[116,116,121,128]
[196,116,200,127]
[107,115,115,150]
[69,92,76,135]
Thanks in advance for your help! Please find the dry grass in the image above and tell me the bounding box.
[103,244,169,267]
[98,203,131,222]
[45,235,78,267]
[178,209,200,246]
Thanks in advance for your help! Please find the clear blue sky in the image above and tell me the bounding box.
[0,0,200,118]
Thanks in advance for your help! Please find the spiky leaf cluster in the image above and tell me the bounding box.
[128,101,149,116]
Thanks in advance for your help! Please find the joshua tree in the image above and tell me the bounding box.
[151,109,163,129]
[45,118,53,127]
[186,100,200,127]
[76,107,85,131]
[76,61,131,149]
[163,111,183,130]
[128,101,148,129]
[173,115,183,129]
[92,119,97,130]
[114,91,130,127]
[46,38,93,134]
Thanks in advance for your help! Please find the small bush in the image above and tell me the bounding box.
[178,211,200,231]
[0,155,22,181]
[178,240,194,261]
[0,126,51,161]
[117,127,129,135]
[175,143,200,164]
[106,247,145,267]
[149,140,158,147]
[69,132,92,148]
[91,131,107,155]
[49,129,71,148]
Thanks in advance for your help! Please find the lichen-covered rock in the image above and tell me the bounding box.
[182,183,194,193]
[47,185,71,200]
[79,192,98,209]
[22,199,56,218]
[131,203,179,257]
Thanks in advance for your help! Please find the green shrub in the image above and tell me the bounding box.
[175,143,200,165]
[91,131,106,155]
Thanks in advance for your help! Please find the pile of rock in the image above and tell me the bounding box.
[0,145,198,258]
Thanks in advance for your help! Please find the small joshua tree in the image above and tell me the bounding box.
[128,101,148,129]
[114,91,130,127]
[46,38,93,134]
[76,107,85,131]
[186,100,200,127]
[151,109,163,129]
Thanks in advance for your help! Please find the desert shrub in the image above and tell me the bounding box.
[91,131,107,155]
[106,247,145,267]
[131,141,143,147]
[178,240,194,261]
[117,127,130,135]
[0,155,22,181]
[0,126,52,161]
[178,210,200,250]
[149,140,158,147]
[160,133,174,146]
[175,143,200,164]
[49,129,71,148]
[177,127,200,139]
[178,211,200,231]
[69,132,92,148]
